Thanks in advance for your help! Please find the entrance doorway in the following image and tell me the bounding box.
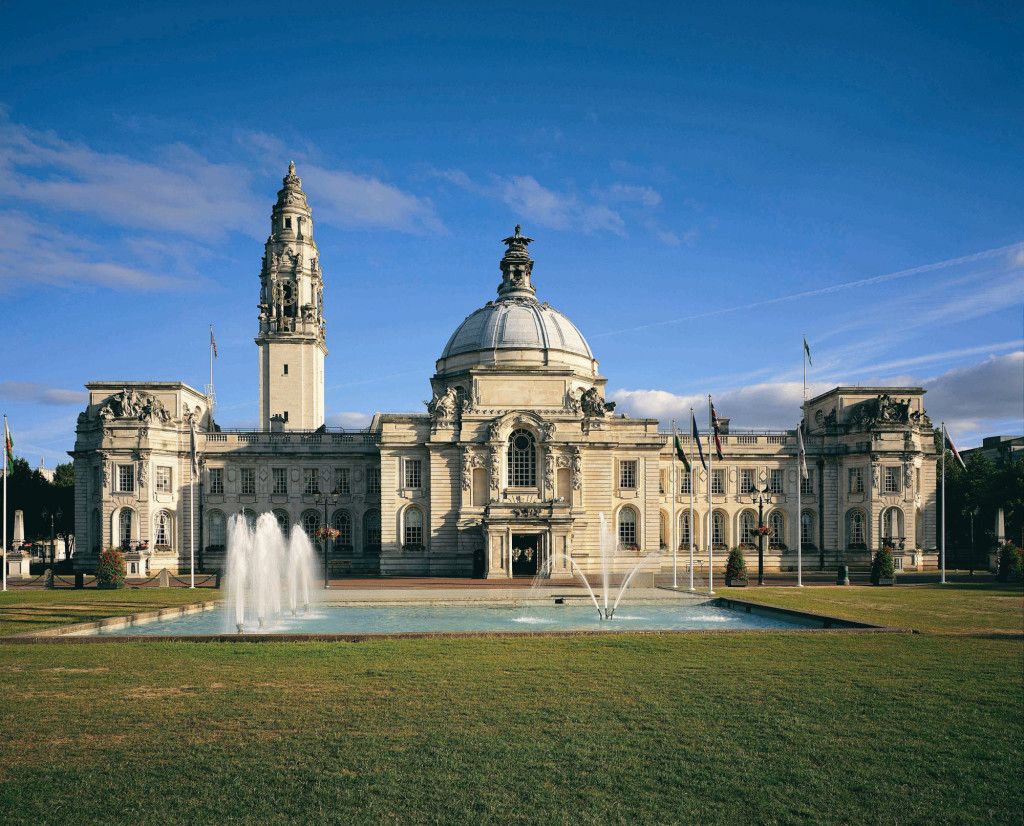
[511,534,541,577]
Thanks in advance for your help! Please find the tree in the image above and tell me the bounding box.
[3,457,76,557]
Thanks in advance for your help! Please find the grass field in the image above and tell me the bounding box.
[0,584,1021,825]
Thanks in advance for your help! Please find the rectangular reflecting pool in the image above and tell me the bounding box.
[76,600,814,637]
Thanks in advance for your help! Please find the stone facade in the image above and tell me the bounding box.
[69,167,939,577]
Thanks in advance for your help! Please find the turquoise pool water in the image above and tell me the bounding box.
[84,601,807,636]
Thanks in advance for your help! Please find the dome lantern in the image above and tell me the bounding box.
[497,225,536,299]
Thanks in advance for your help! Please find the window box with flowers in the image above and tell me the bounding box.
[315,526,341,543]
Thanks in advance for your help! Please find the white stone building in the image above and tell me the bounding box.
[70,164,939,578]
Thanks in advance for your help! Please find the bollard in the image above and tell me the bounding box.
[836,564,850,586]
[75,572,84,589]
[158,568,171,588]
[215,571,221,589]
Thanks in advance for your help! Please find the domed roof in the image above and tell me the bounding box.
[441,298,594,360]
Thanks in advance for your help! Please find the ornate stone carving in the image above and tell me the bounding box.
[564,389,582,416]
[904,462,914,489]
[539,421,556,442]
[99,455,109,487]
[570,446,582,490]
[462,450,483,491]
[137,458,147,488]
[544,452,555,493]
[848,394,912,430]
[580,387,609,418]
[97,388,173,424]
[511,507,542,519]
[489,446,500,490]
[426,387,459,431]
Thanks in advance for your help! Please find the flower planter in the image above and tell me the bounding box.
[875,577,896,586]
[726,579,748,587]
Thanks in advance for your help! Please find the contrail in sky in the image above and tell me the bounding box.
[592,241,1023,338]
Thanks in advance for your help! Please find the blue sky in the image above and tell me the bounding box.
[1,0,1021,466]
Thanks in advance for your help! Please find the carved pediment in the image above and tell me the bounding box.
[97,388,173,425]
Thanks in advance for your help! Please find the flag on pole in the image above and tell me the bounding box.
[803,336,812,366]
[674,433,691,473]
[189,415,199,479]
[945,427,966,470]
[3,417,13,475]
[210,326,218,358]
[797,419,809,480]
[691,412,707,472]
[709,398,724,461]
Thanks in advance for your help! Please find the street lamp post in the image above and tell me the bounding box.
[748,485,774,586]
[314,490,338,589]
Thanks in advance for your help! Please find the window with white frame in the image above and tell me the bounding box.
[739,511,757,546]
[769,511,785,546]
[367,467,381,496]
[848,467,864,494]
[404,458,423,489]
[679,511,691,548]
[209,467,224,495]
[334,467,350,495]
[119,509,133,548]
[768,469,784,495]
[333,510,352,545]
[272,467,288,495]
[680,470,692,495]
[618,507,638,548]
[274,509,289,534]
[507,430,536,487]
[711,469,725,495]
[739,468,755,495]
[240,467,256,496]
[404,508,424,547]
[243,509,258,531]
[301,509,320,540]
[304,468,319,495]
[619,460,638,490]
[883,466,901,495]
[847,509,866,547]
[155,510,172,546]
[117,464,135,493]
[208,510,226,547]
[800,469,814,497]
[711,511,725,548]
[800,511,815,547]
[155,466,171,493]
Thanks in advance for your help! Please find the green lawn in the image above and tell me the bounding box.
[0,588,220,637]
[0,585,1020,825]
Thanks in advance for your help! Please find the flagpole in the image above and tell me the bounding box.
[941,421,946,585]
[671,419,677,589]
[689,407,695,592]
[707,395,714,595]
[802,336,807,402]
[796,421,803,588]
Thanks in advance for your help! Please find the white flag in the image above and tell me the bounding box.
[797,420,809,481]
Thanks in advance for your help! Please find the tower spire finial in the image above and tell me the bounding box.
[288,159,296,176]
[497,225,536,299]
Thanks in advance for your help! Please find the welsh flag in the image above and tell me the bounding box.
[945,427,966,470]
[3,417,12,475]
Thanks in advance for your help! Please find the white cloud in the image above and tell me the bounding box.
[328,411,372,429]
[604,183,662,208]
[497,175,626,235]
[923,352,1024,434]
[304,164,445,235]
[0,381,87,406]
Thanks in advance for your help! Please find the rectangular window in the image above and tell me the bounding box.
[155,466,172,493]
[768,469,784,495]
[848,467,864,494]
[711,469,725,495]
[283,364,289,375]
[117,464,135,493]
[240,468,256,496]
[304,468,319,495]
[404,459,422,489]
[334,467,350,495]
[883,466,901,495]
[272,467,288,495]
[619,460,637,490]
[680,471,692,495]
[366,467,381,496]
[209,467,224,495]
[739,468,755,495]
[800,469,814,497]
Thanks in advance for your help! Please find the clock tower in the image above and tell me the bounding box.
[256,162,327,430]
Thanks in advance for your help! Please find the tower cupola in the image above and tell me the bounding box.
[497,225,536,299]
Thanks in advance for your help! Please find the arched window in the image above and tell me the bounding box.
[403,507,424,548]
[155,510,172,547]
[800,511,816,549]
[273,509,290,535]
[119,509,133,549]
[333,509,352,546]
[208,510,226,548]
[711,511,726,549]
[679,511,692,549]
[243,509,258,532]
[881,507,905,546]
[618,506,638,549]
[301,509,320,539]
[363,510,381,554]
[507,429,537,487]
[769,510,786,549]
[847,509,866,549]
[739,511,757,547]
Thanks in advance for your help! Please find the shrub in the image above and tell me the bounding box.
[725,547,747,586]
[870,548,896,585]
[996,543,1023,582]
[96,547,126,589]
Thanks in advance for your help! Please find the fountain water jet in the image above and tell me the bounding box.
[223,512,319,633]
